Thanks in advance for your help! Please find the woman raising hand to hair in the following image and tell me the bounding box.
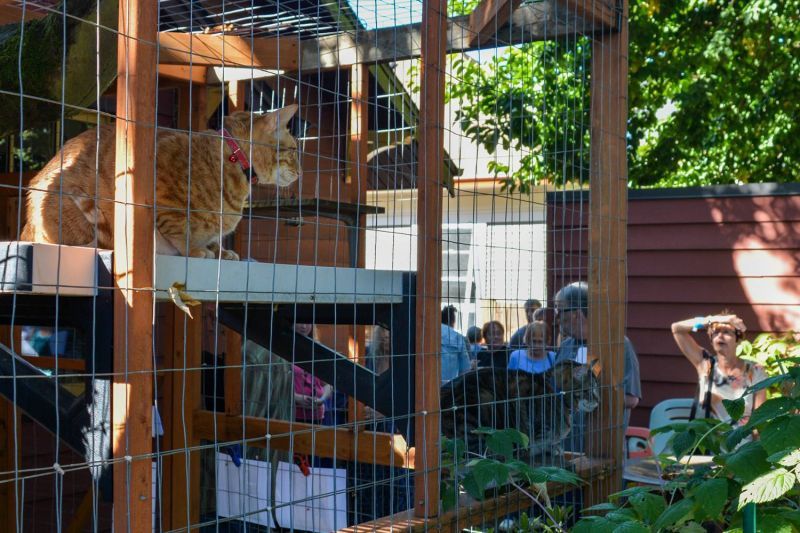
[671,312,766,426]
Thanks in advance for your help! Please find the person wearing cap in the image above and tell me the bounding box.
[671,312,766,426]
[509,299,543,349]
[553,282,642,428]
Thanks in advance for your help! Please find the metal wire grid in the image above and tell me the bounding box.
[0,0,627,530]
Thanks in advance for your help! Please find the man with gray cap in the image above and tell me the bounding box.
[554,281,642,443]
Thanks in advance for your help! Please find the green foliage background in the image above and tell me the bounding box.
[444,0,800,189]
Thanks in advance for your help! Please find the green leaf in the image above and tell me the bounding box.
[767,448,800,467]
[780,509,800,529]
[470,459,500,491]
[671,430,696,459]
[611,520,649,533]
[605,508,637,523]
[628,491,666,524]
[723,398,745,423]
[582,502,619,513]
[744,374,789,395]
[755,515,794,533]
[692,478,728,520]
[760,416,800,455]
[614,521,650,533]
[441,482,457,511]
[725,426,751,451]
[489,462,510,486]
[722,441,770,483]
[653,497,694,531]
[485,428,527,458]
[677,522,707,533]
[738,468,796,509]
[532,466,583,485]
[747,397,797,427]
[573,517,616,533]
[461,472,485,500]
[610,485,659,501]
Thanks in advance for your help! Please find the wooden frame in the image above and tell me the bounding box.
[112,0,157,530]
[414,0,448,518]
[587,0,628,504]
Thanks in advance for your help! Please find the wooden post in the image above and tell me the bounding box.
[415,0,447,518]
[587,0,627,504]
[168,309,203,530]
[348,63,369,422]
[113,0,157,529]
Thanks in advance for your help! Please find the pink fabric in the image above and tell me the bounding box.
[293,365,325,421]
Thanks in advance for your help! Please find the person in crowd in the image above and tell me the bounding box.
[292,323,332,424]
[533,306,559,347]
[477,320,510,368]
[355,325,413,518]
[671,312,766,426]
[508,321,556,374]
[466,325,485,367]
[509,299,543,349]
[553,282,641,430]
[441,305,471,384]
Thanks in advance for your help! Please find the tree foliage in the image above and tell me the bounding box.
[629,0,800,187]
[447,41,590,192]
[447,0,800,189]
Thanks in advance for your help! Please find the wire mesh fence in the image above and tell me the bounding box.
[0,0,630,530]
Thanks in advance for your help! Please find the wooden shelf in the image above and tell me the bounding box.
[0,242,407,305]
[154,255,406,304]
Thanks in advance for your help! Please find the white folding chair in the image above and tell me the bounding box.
[649,398,695,456]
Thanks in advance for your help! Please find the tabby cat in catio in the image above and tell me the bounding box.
[21,105,301,260]
[440,360,600,462]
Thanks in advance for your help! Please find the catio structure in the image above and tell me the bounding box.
[0,0,628,530]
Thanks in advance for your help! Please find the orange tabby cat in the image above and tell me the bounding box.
[21,105,300,260]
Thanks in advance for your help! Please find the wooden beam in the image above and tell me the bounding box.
[468,0,522,46]
[558,0,618,32]
[113,0,157,529]
[227,80,246,113]
[297,1,613,72]
[223,320,243,417]
[158,32,298,70]
[587,0,628,506]
[157,64,207,85]
[340,455,612,532]
[415,0,447,518]
[193,410,414,469]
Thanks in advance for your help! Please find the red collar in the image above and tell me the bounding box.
[220,129,256,184]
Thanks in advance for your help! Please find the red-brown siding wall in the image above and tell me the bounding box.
[548,184,800,427]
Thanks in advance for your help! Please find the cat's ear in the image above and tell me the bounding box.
[571,363,589,381]
[262,104,299,131]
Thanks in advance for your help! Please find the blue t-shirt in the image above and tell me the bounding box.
[507,350,555,374]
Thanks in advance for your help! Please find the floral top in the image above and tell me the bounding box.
[697,358,767,425]
[293,365,326,422]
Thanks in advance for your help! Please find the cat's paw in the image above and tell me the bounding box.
[220,249,239,261]
[189,248,215,258]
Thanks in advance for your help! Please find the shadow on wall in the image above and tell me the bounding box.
[709,193,800,332]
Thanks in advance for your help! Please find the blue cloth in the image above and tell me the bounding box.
[440,324,471,385]
[468,343,485,362]
[507,350,556,374]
